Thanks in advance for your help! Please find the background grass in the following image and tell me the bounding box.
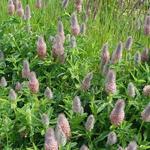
[0,0,150,149]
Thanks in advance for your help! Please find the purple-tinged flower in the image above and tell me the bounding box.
[44,87,53,99]
[125,141,138,150]
[72,96,82,113]
[141,103,150,122]
[80,144,89,150]
[62,0,69,9]
[101,43,110,66]
[125,36,133,51]
[37,36,47,59]
[28,72,39,93]
[80,23,86,35]
[81,72,93,91]
[24,5,31,20]
[57,113,71,139]
[71,12,80,36]
[8,89,17,101]
[41,113,49,126]
[110,99,125,126]
[134,51,141,65]
[45,128,58,150]
[15,82,22,91]
[111,42,123,64]
[13,0,18,9]
[55,124,67,146]
[144,16,150,35]
[75,0,83,13]
[70,36,77,48]
[22,59,30,78]
[127,82,136,98]
[17,1,24,17]
[143,85,150,96]
[85,114,95,131]
[141,48,149,62]
[8,0,15,15]
[36,0,42,9]
[0,77,7,87]
[106,131,117,145]
[52,35,65,63]
[58,21,65,43]
[105,70,116,95]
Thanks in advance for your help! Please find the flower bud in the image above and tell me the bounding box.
[134,51,141,65]
[37,36,47,59]
[85,114,95,131]
[127,82,136,98]
[28,72,39,93]
[80,23,86,35]
[70,36,77,48]
[81,72,93,91]
[144,16,150,35]
[58,21,65,43]
[36,0,42,9]
[24,5,31,20]
[55,124,67,146]
[80,144,89,150]
[8,89,17,101]
[57,113,71,139]
[17,1,24,17]
[75,0,83,13]
[44,87,53,99]
[41,113,49,126]
[62,0,69,9]
[72,96,82,113]
[45,128,58,150]
[126,141,138,150]
[15,82,22,91]
[106,131,117,145]
[143,85,150,96]
[0,77,7,87]
[141,103,150,122]
[125,36,133,51]
[110,99,125,126]
[101,43,110,66]
[8,0,15,15]
[141,48,149,62]
[71,12,80,36]
[22,59,30,78]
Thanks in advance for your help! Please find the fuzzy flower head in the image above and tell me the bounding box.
[126,141,138,150]
[143,85,150,96]
[45,128,58,150]
[0,77,7,87]
[110,99,125,126]
[141,103,150,122]
[81,72,93,91]
[55,124,67,146]
[41,113,49,126]
[75,0,83,13]
[58,21,65,43]
[125,36,133,51]
[141,48,149,62]
[127,82,136,98]
[57,113,71,139]
[36,0,42,9]
[111,42,123,64]
[144,16,150,35]
[22,59,30,78]
[106,131,117,145]
[105,70,116,95]
[15,82,22,91]
[28,72,39,93]
[37,36,47,59]
[24,5,31,20]
[85,114,95,131]
[44,87,53,99]
[71,12,80,36]
[62,0,69,9]
[80,23,86,35]
[80,144,89,150]
[134,51,141,65]
[8,89,17,101]
[52,34,65,63]
[70,36,77,48]
[72,96,82,113]
[8,0,15,15]
[17,1,24,17]
[101,43,110,66]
